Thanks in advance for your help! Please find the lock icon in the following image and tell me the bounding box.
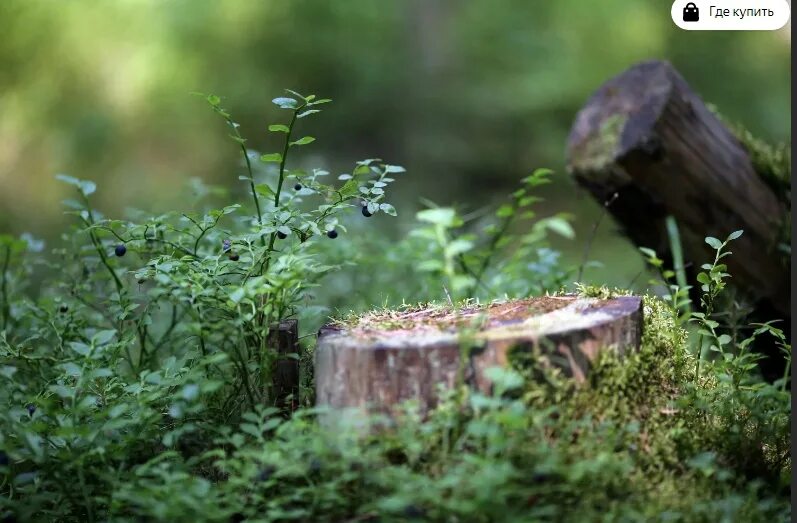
[683,2,699,22]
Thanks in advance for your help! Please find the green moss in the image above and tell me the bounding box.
[570,113,627,176]
[708,105,791,208]
[504,295,788,519]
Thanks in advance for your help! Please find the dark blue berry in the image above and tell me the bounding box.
[26,403,35,416]
[362,206,373,218]
[327,230,338,239]
[403,505,425,519]
[59,305,68,313]
[277,231,288,240]
[257,465,276,482]
[114,244,127,257]
[228,252,240,262]
[1,511,16,523]
[294,183,302,191]
[0,451,8,466]
[222,239,232,252]
[308,458,322,475]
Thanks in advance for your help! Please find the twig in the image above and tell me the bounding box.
[577,192,618,282]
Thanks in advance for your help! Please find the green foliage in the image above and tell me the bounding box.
[0,92,406,521]
[0,93,789,521]
[409,168,574,303]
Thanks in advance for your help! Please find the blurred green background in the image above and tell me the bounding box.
[0,0,790,288]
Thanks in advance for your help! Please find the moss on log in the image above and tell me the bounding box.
[566,60,789,379]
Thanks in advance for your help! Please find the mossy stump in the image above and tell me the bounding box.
[315,295,643,418]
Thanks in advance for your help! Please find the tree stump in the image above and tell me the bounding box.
[268,319,300,414]
[565,60,789,322]
[315,295,642,418]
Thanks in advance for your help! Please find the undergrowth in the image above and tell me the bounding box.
[0,93,790,522]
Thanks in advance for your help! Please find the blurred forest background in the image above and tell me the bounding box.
[0,0,791,289]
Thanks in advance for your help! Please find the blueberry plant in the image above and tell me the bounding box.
[389,169,574,304]
[0,91,407,520]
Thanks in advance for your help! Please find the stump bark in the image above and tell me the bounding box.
[268,319,300,414]
[315,295,642,418]
[566,60,789,324]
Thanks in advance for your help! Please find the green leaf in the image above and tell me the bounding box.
[255,184,275,198]
[705,237,723,250]
[445,239,474,257]
[543,217,575,239]
[69,342,91,356]
[240,423,262,439]
[272,97,298,109]
[268,124,289,133]
[290,136,316,146]
[60,362,83,377]
[90,368,113,378]
[230,288,246,304]
[297,109,321,118]
[417,208,458,227]
[496,204,514,218]
[417,259,444,272]
[262,417,282,432]
[181,384,200,401]
[56,174,96,196]
[384,165,406,173]
[727,230,744,241]
[92,329,117,346]
[337,179,359,198]
[260,153,283,163]
[379,203,397,216]
[107,404,127,419]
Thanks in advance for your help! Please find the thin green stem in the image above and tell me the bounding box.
[470,211,516,295]
[80,210,124,294]
[263,107,302,267]
[1,245,10,331]
[274,110,299,210]
[227,121,264,233]
[666,216,690,315]
[577,192,617,283]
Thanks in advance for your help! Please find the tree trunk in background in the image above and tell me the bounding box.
[566,60,790,378]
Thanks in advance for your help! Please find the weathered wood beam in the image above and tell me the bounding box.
[566,60,789,323]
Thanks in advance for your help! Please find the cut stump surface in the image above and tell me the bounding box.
[315,295,643,417]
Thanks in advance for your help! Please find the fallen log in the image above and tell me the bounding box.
[566,60,789,376]
[315,295,642,418]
